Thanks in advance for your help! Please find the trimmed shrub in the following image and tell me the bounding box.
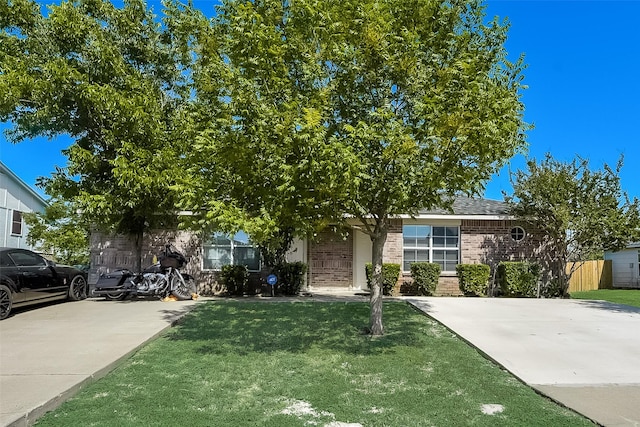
[456,264,491,296]
[278,262,308,296]
[219,264,249,296]
[410,263,441,296]
[497,262,541,297]
[541,279,563,298]
[365,263,401,295]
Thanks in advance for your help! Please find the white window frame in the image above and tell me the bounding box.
[202,231,261,272]
[402,224,460,273]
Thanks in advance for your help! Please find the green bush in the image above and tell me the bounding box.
[456,264,491,296]
[541,279,563,298]
[219,265,249,296]
[365,263,401,295]
[497,262,541,297]
[410,263,440,296]
[277,262,308,295]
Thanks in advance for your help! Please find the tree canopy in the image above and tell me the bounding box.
[3,0,529,334]
[505,154,640,295]
[23,198,90,266]
[180,0,529,334]
[0,0,200,270]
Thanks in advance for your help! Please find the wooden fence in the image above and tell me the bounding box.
[567,260,612,292]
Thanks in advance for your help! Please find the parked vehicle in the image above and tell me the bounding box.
[0,247,88,320]
[93,244,197,301]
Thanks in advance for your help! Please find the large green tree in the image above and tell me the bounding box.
[186,0,528,335]
[180,0,356,270]
[323,0,527,334]
[505,154,640,296]
[0,0,198,271]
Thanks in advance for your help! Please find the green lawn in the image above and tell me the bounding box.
[571,289,640,308]
[36,301,592,426]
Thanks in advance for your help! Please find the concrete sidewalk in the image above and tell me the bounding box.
[0,297,203,427]
[405,297,640,427]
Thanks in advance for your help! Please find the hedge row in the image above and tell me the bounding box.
[218,262,308,296]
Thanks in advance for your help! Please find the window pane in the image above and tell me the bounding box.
[403,225,417,238]
[433,227,445,237]
[233,231,252,245]
[11,211,22,235]
[234,247,261,271]
[9,251,46,267]
[416,250,429,262]
[416,236,429,247]
[416,226,430,238]
[445,237,459,248]
[210,232,231,245]
[433,237,445,247]
[403,236,416,247]
[446,227,459,237]
[202,247,231,270]
[403,249,416,272]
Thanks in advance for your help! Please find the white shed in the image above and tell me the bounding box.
[604,242,640,288]
[0,161,47,249]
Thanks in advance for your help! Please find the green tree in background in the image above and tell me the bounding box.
[24,199,89,266]
[506,154,640,296]
[0,0,200,271]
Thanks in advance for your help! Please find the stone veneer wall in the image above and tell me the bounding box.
[308,228,353,288]
[89,229,264,296]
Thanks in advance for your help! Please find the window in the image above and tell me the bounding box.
[8,250,47,267]
[11,210,22,235]
[403,225,459,272]
[202,231,261,271]
[510,226,526,242]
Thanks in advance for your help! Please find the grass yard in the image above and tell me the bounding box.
[36,301,592,426]
[571,289,640,308]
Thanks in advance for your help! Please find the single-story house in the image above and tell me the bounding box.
[90,197,548,296]
[0,161,47,249]
[604,243,640,289]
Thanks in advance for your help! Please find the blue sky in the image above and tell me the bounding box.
[1,0,639,201]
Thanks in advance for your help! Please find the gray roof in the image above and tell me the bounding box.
[417,196,507,216]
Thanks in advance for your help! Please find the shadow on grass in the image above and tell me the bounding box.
[573,299,640,315]
[166,301,432,356]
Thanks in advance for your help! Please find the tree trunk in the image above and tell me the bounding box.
[133,230,143,273]
[369,221,388,336]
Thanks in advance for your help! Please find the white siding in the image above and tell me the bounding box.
[0,164,47,249]
[604,249,640,288]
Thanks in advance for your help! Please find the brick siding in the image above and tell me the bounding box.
[308,228,353,288]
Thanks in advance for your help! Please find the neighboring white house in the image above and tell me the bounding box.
[0,161,47,249]
[604,242,640,288]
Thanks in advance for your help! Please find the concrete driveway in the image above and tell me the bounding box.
[0,297,203,427]
[406,297,640,427]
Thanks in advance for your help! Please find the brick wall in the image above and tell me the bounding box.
[383,219,403,265]
[309,228,353,288]
[89,229,267,296]
[461,220,546,267]
[395,220,549,297]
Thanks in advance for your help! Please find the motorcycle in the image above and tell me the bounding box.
[93,244,197,301]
